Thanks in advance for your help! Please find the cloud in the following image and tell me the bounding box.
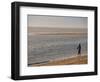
[28,15,87,28]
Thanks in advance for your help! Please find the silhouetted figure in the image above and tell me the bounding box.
[77,43,81,55]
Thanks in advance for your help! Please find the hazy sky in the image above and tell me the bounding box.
[28,15,87,28]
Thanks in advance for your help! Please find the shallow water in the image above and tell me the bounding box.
[28,34,87,65]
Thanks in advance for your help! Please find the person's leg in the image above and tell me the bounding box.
[78,50,80,55]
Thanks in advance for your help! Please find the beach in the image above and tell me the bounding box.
[28,27,87,67]
[27,15,88,67]
[28,33,87,66]
[31,54,87,66]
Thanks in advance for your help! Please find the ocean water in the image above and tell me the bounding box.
[28,34,87,66]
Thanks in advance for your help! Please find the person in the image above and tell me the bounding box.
[77,43,81,55]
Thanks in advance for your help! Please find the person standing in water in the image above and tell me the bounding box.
[77,43,81,55]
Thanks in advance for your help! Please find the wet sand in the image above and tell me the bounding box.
[31,54,87,66]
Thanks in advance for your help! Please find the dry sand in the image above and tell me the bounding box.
[32,54,88,66]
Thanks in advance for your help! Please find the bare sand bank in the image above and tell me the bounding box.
[31,54,87,66]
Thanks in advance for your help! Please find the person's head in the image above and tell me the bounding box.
[79,43,81,46]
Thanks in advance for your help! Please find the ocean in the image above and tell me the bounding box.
[28,31,87,66]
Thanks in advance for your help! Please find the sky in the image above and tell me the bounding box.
[28,15,87,28]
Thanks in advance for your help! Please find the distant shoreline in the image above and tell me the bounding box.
[28,32,87,36]
[28,27,87,33]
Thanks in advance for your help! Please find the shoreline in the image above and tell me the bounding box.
[30,54,88,67]
[47,55,87,66]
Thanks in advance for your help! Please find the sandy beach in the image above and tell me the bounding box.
[31,54,87,66]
